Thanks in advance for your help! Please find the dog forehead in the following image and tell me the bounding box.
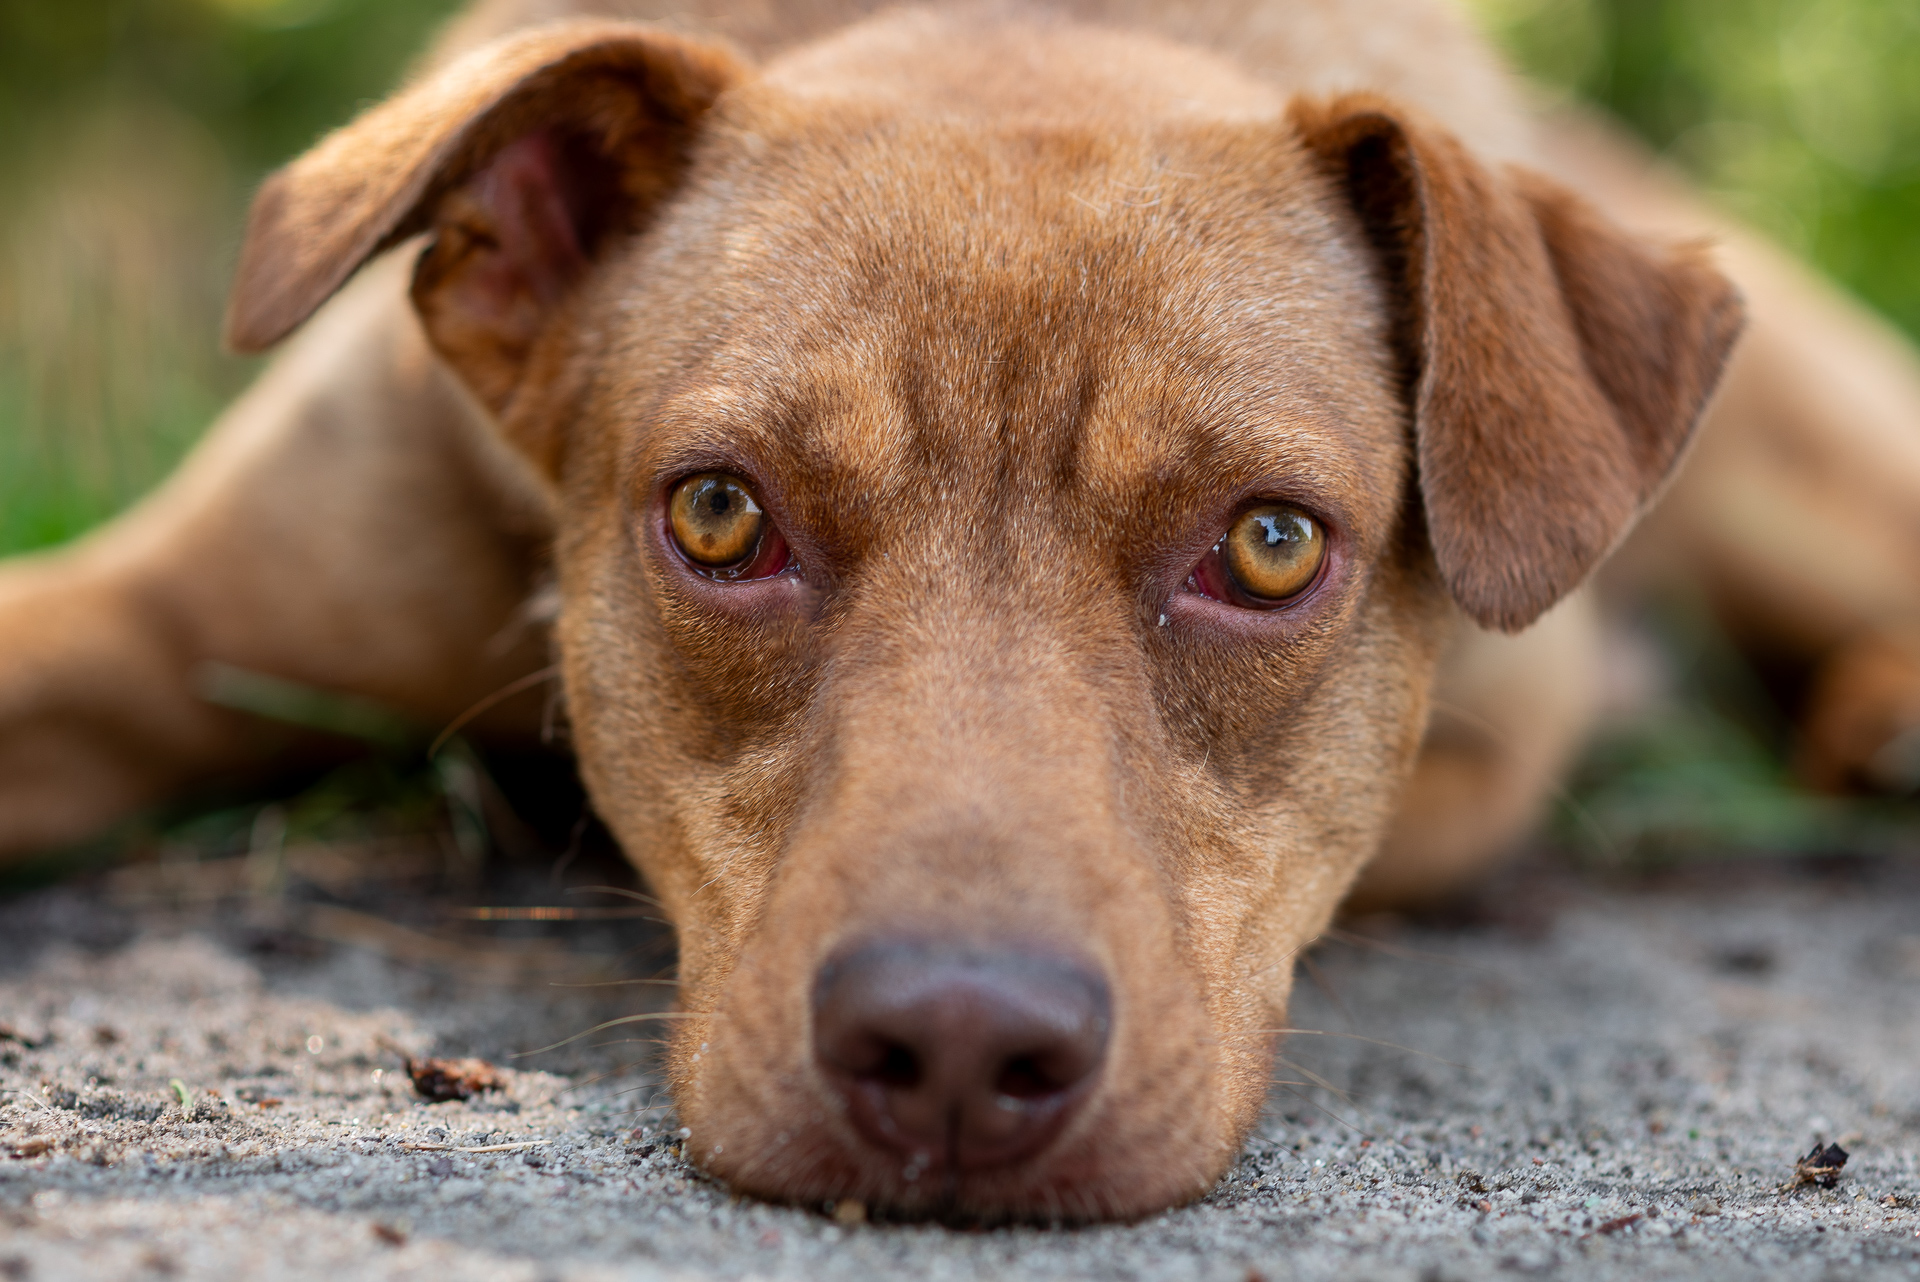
[625,109,1405,552]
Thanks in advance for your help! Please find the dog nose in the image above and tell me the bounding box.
[812,941,1110,1172]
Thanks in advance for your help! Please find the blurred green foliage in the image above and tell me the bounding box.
[0,0,458,553]
[1552,600,1919,866]
[1466,0,1920,863]
[1472,0,1920,339]
[0,0,457,174]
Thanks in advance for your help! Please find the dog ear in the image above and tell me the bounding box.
[1291,95,1744,632]
[226,20,746,418]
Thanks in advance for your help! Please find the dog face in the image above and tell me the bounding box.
[561,65,1446,1217]
[229,12,1740,1218]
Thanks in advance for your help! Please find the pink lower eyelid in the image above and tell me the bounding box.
[741,529,793,580]
[1184,553,1229,603]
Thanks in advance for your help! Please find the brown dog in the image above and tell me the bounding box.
[4,0,1920,1221]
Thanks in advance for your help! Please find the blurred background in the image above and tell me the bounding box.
[0,0,1916,867]
[0,0,452,551]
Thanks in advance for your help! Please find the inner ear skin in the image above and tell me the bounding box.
[410,132,591,412]
[410,115,696,419]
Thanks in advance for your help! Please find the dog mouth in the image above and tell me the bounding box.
[678,933,1209,1222]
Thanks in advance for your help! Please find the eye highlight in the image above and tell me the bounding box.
[667,472,793,581]
[1187,502,1328,608]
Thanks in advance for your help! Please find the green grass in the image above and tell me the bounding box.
[1551,594,1920,869]
[0,365,232,553]
[1561,692,1917,868]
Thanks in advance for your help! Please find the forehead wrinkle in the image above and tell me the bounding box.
[775,344,917,502]
[649,366,921,539]
[858,149,1215,515]
[1083,401,1363,512]
[647,105,1398,564]
[675,141,1133,534]
[1071,299,1386,551]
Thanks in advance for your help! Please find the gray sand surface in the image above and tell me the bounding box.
[1,853,1917,1280]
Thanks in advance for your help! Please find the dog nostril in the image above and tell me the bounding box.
[812,939,1110,1172]
[875,1041,921,1089]
[993,1054,1051,1100]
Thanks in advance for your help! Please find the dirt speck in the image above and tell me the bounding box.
[1712,945,1777,976]
[405,1056,504,1102]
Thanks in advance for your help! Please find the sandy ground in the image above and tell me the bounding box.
[1,850,1917,1281]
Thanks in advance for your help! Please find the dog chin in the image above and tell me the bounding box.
[693,1103,1244,1224]
[675,1030,1269,1222]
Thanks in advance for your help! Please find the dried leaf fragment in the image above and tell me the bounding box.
[404,1056,504,1102]
[1787,1141,1850,1190]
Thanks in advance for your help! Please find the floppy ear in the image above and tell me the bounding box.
[226,20,746,440]
[1291,95,1744,632]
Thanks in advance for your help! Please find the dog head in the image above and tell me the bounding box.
[229,11,1740,1219]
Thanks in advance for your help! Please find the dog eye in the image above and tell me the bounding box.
[669,473,766,568]
[1223,504,1325,602]
[1186,503,1327,609]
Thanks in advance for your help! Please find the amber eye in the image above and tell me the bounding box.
[1222,503,1325,602]
[669,473,765,567]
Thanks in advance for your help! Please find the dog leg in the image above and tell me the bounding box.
[0,252,554,861]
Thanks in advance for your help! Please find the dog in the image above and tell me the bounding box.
[5,0,1920,1221]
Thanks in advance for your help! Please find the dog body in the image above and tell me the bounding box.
[4,0,1920,1219]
